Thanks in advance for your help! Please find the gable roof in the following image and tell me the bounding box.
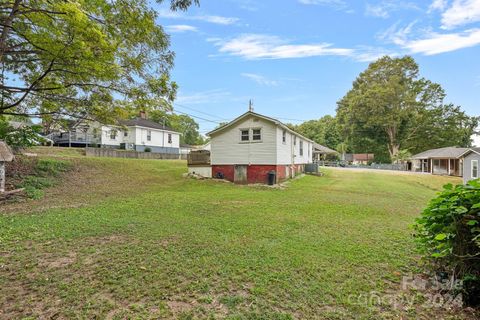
[207,111,314,143]
[410,147,469,160]
[119,117,177,132]
[313,143,338,154]
[460,147,480,157]
[0,141,14,162]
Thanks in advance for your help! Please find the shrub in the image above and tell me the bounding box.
[144,147,151,152]
[414,179,480,306]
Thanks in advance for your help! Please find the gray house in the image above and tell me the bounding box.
[409,147,468,176]
[461,148,480,184]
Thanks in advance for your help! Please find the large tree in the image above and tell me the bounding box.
[337,56,477,161]
[0,0,198,122]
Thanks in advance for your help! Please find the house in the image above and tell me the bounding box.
[51,114,181,154]
[343,153,375,165]
[472,129,480,147]
[206,111,314,184]
[312,143,338,162]
[409,147,468,176]
[461,148,480,184]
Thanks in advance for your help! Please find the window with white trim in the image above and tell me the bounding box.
[252,128,261,141]
[124,131,128,137]
[240,129,249,142]
[299,140,304,156]
[282,130,286,143]
[294,136,297,146]
[472,160,479,179]
[168,133,172,144]
[110,130,117,140]
[147,130,151,141]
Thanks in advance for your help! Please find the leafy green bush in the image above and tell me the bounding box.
[414,179,480,306]
[144,147,151,152]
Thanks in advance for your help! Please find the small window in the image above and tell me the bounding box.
[300,140,304,156]
[240,129,249,142]
[252,129,261,141]
[294,136,297,146]
[282,130,286,143]
[124,131,128,137]
[168,133,172,144]
[147,130,151,141]
[92,128,98,139]
[110,130,117,140]
[473,160,479,179]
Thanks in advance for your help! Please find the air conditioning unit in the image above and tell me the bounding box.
[120,143,135,150]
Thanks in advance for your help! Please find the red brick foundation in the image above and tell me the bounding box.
[211,164,305,184]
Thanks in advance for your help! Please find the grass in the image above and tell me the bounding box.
[0,149,475,319]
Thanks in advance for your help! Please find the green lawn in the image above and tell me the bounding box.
[0,151,473,319]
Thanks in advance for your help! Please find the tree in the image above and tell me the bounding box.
[294,115,341,148]
[0,0,199,121]
[149,110,204,145]
[337,56,478,162]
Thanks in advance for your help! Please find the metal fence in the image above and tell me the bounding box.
[317,161,407,171]
[86,147,187,160]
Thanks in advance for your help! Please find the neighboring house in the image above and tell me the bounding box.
[179,144,199,155]
[51,114,181,154]
[409,147,468,176]
[312,143,338,162]
[343,153,375,165]
[206,111,314,184]
[461,148,480,184]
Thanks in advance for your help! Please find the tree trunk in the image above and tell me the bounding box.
[386,126,400,162]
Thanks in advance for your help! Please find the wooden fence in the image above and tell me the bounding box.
[187,150,210,166]
[86,147,187,160]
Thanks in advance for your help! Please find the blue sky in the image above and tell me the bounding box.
[154,0,480,134]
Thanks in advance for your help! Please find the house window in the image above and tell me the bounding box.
[294,136,297,146]
[110,130,117,140]
[282,130,286,143]
[124,131,128,137]
[473,160,479,179]
[168,133,172,144]
[147,130,151,141]
[299,140,304,156]
[92,128,98,139]
[240,129,249,142]
[252,129,261,141]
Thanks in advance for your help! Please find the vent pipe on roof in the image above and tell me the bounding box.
[248,99,254,112]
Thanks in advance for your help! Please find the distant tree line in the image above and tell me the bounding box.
[293,56,479,163]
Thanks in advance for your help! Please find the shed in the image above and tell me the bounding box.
[0,141,15,192]
[409,147,467,176]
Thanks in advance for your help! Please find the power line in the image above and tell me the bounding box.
[173,103,230,122]
[172,108,224,124]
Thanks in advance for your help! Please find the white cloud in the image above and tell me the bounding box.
[440,0,480,29]
[210,34,354,60]
[365,1,420,19]
[176,89,231,105]
[157,9,239,25]
[429,0,448,12]
[402,28,480,55]
[365,3,390,18]
[241,73,279,86]
[165,25,198,33]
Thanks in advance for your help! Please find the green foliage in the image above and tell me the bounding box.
[414,180,480,305]
[336,55,478,162]
[293,115,341,149]
[144,147,152,152]
[149,110,205,145]
[0,118,46,149]
[1,0,198,121]
[35,159,72,177]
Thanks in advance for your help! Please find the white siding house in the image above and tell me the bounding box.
[207,111,313,184]
[53,117,181,154]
